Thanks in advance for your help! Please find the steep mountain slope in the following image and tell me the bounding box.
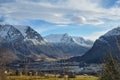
[70,27,120,63]
[0,24,93,61]
[0,24,47,61]
[44,33,94,58]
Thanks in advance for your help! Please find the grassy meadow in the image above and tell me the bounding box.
[7,75,98,80]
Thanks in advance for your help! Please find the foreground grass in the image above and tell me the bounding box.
[7,75,98,80]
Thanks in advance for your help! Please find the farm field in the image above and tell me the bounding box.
[7,75,98,80]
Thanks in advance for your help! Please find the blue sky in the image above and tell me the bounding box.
[0,0,120,40]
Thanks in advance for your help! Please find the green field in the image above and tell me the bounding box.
[7,75,98,80]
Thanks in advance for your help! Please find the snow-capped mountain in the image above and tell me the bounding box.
[44,33,93,47]
[73,37,93,47]
[0,24,45,44]
[0,24,93,62]
[0,24,47,61]
[44,34,67,43]
[44,33,75,44]
[0,25,23,41]
[69,27,120,63]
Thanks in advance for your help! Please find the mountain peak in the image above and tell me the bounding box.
[0,24,45,44]
[14,25,29,37]
[44,33,93,47]
[70,27,120,63]
[0,24,24,41]
[63,33,69,36]
[104,27,120,37]
[61,33,75,44]
[0,24,93,61]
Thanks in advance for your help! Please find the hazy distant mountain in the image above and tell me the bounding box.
[44,33,94,58]
[0,24,93,61]
[45,33,93,47]
[69,27,120,63]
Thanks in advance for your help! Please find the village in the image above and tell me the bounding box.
[6,60,102,78]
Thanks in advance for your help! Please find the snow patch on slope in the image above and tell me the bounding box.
[14,25,29,37]
[0,25,11,38]
[44,34,93,47]
[104,27,120,36]
[44,34,64,43]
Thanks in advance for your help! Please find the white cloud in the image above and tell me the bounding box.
[0,0,120,26]
[0,0,102,24]
[34,25,66,33]
[1,0,120,41]
[87,18,104,25]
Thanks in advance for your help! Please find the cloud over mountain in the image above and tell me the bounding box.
[0,0,120,41]
[0,0,119,25]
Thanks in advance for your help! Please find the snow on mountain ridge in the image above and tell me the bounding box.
[0,25,11,38]
[44,33,75,43]
[44,34,67,43]
[104,27,120,36]
[44,34,93,47]
[0,24,91,61]
[0,24,24,40]
[60,33,76,44]
[0,24,46,45]
[0,24,28,38]
[14,25,29,37]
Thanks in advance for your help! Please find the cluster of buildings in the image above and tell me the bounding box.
[7,61,102,76]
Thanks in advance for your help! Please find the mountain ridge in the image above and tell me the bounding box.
[69,27,120,63]
[44,33,93,47]
[0,24,93,62]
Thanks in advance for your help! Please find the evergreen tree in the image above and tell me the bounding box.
[100,53,120,80]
